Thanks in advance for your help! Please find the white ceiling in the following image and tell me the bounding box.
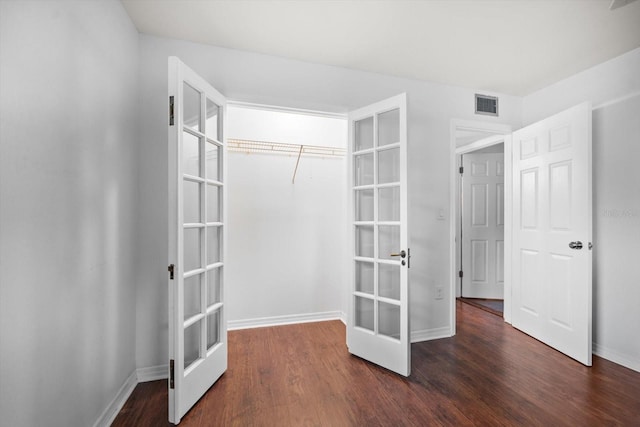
[122,0,640,96]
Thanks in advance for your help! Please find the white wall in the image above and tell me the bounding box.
[136,34,522,368]
[523,48,640,372]
[225,107,347,323]
[0,1,140,426]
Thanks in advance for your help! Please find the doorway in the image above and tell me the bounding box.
[224,103,349,327]
[449,120,512,333]
[458,142,505,316]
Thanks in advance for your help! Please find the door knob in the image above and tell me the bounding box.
[568,241,583,250]
[390,250,406,258]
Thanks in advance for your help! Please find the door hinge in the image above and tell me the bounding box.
[169,96,175,126]
[459,166,464,174]
[459,270,463,278]
[168,264,175,280]
[169,359,175,389]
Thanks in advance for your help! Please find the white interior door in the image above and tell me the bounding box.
[511,102,592,366]
[168,57,228,423]
[461,152,504,299]
[347,94,410,376]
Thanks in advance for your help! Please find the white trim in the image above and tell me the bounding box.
[503,134,513,325]
[137,365,169,382]
[592,90,640,111]
[411,327,452,343]
[228,311,344,330]
[228,100,347,120]
[593,342,640,373]
[92,370,137,427]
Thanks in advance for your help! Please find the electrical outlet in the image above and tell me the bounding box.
[435,287,444,300]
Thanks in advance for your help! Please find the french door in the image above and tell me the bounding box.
[168,57,228,423]
[511,102,592,366]
[347,94,410,376]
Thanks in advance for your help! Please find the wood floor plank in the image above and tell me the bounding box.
[112,302,640,426]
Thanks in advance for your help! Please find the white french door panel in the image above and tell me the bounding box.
[461,153,504,299]
[347,93,410,376]
[511,102,592,366]
[168,56,228,424]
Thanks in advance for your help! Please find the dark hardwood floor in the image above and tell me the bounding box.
[458,297,504,316]
[113,301,640,426]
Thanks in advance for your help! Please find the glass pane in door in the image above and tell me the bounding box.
[184,274,201,320]
[378,186,400,221]
[183,83,200,132]
[207,226,221,265]
[355,296,374,331]
[207,268,221,305]
[378,225,400,261]
[378,302,400,340]
[183,132,200,176]
[206,142,220,181]
[355,189,374,221]
[377,109,399,147]
[183,180,200,224]
[183,228,201,272]
[379,264,400,300]
[378,148,400,184]
[355,261,374,294]
[355,226,374,258]
[184,321,201,370]
[207,311,220,350]
[206,185,220,222]
[354,153,374,186]
[206,98,219,141]
[354,117,374,151]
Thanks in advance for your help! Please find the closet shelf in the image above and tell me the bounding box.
[227,138,345,158]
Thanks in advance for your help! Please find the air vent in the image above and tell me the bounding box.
[475,94,499,116]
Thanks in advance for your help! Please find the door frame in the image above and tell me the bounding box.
[449,120,512,334]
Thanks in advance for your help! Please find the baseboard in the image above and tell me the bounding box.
[228,311,344,330]
[593,342,640,373]
[93,370,137,427]
[137,364,168,382]
[411,326,452,343]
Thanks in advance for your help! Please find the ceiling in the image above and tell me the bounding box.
[122,0,640,96]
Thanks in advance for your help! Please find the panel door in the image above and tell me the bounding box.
[462,153,505,299]
[347,93,410,376]
[511,102,592,366]
[168,57,228,423]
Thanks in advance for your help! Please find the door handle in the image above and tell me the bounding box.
[390,250,406,258]
[568,241,583,250]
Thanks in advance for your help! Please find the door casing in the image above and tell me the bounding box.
[449,121,513,334]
